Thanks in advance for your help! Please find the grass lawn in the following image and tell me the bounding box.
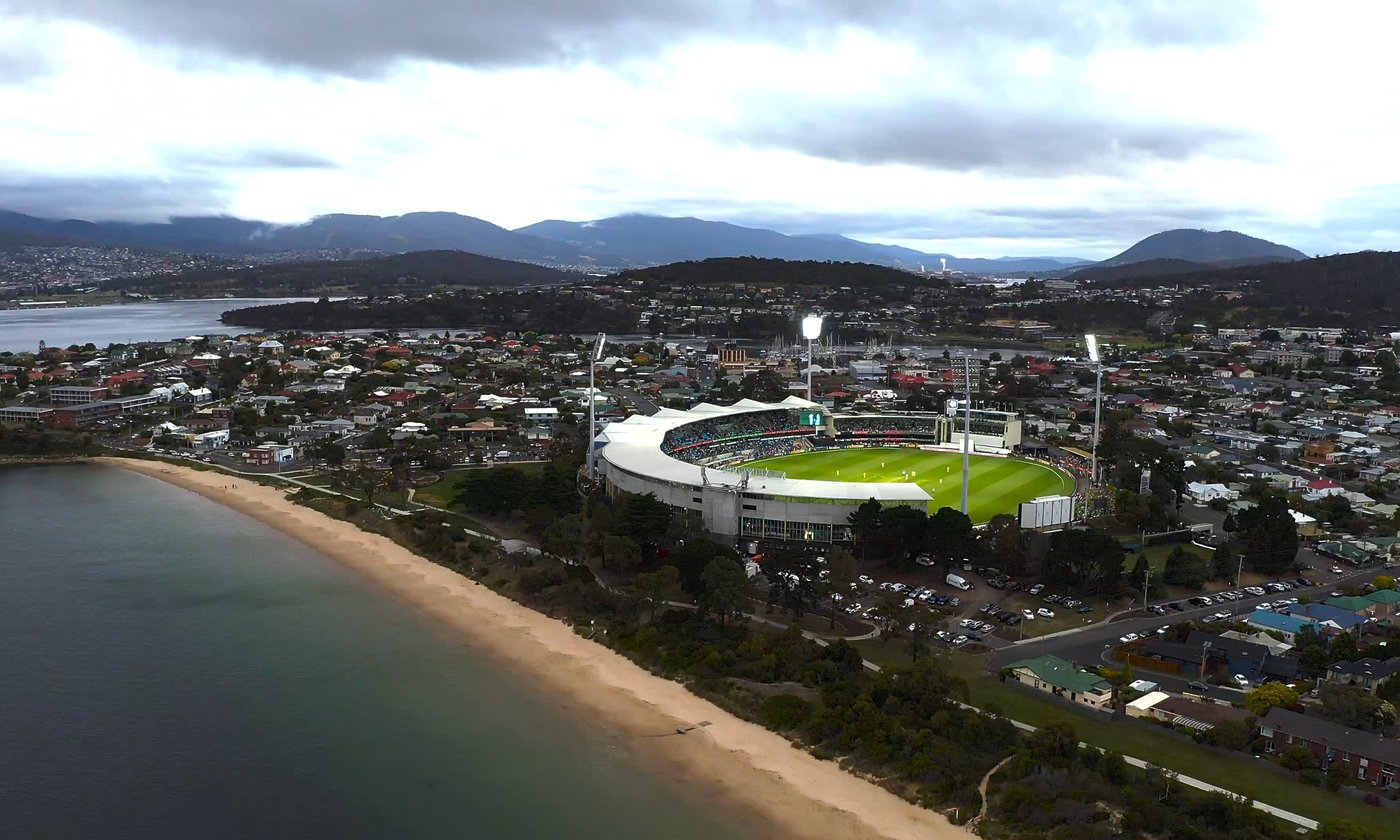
[939,654,1395,835]
[745,447,1074,523]
[1124,541,1215,577]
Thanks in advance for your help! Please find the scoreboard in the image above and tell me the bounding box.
[799,410,825,427]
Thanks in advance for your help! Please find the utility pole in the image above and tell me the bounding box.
[1143,563,1151,611]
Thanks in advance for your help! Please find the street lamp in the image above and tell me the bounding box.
[587,332,606,479]
[802,315,823,402]
[1085,333,1102,487]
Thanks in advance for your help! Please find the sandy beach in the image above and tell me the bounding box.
[101,458,972,840]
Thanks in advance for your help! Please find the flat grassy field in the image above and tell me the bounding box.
[745,447,1074,523]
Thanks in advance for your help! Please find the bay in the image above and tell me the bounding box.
[0,298,317,353]
[0,465,748,840]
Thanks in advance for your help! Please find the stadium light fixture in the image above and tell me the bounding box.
[802,315,823,401]
[1085,333,1102,487]
[588,332,606,479]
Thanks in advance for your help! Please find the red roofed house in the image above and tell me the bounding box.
[1306,479,1345,497]
[104,370,147,389]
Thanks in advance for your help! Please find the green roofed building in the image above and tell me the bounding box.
[1365,589,1400,616]
[1006,654,1114,710]
[1326,595,1375,615]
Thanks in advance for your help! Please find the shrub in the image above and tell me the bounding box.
[759,693,815,731]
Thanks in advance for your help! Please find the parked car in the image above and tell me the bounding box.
[1028,583,1045,595]
[1167,602,1184,611]
[1232,674,1250,688]
[1118,633,1140,644]
[1037,607,1055,618]
[858,575,875,586]
[1022,609,1036,620]
[1187,680,1208,691]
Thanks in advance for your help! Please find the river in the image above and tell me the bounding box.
[0,298,317,353]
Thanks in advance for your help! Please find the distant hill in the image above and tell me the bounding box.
[108,250,575,297]
[615,256,945,290]
[1067,255,1300,285]
[1099,250,1400,325]
[1102,229,1305,267]
[517,214,1087,273]
[0,209,604,265]
[1,207,1094,271]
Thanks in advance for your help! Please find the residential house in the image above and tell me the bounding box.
[1325,657,1400,694]
[1260,707,1400,787]
[1246,609,1320,643]
[1005,654,1115,710]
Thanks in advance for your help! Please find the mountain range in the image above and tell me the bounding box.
[0,208,1303,276]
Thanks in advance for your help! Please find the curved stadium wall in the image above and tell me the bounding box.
[596,398,1023,545]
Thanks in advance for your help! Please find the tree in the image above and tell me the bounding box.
[1026,719,1079,769]
[1211,543,1236,583]
[1371,575,1396,591]
[1244,682,1300,716]
[311,438,346,467]
[847,498,883,563]
[1318,684,1396,730]
[601,534,641,571]
[1235,491,1298,573]
[881,505,929,567]
[541,513,584,559]
[738,369,790,401]
[341,464,385,506]
[698,556,750,626]
[617,491,673,556]
[1278,744,1318,773]
[926,506,974,567]
[1044,527,1125,594]
[981,513,1028,576]
[634,565,682,622]
[1163,545,1209,589]
[824,547,858,629]
[670,538,740,594]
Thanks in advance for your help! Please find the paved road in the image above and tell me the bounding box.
[987,563,1379,690]
[614,387,659,416]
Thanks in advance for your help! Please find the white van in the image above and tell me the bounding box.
[945,573,972,591]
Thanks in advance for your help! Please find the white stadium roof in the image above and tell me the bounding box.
[599,397,931,503]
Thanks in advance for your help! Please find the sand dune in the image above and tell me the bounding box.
[103,458,972,840]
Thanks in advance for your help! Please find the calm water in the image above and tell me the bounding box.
[0,298,318,352]
[0,465,748,839]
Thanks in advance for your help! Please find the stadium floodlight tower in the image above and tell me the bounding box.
[587,332,606,479]
[1085,333,1102,487]
[802,314,824,401]
[960,352,975,515]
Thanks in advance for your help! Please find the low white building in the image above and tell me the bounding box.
[1187,481,1238,503]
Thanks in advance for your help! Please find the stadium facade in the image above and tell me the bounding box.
[596,397,1023,544]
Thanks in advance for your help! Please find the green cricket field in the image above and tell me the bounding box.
[743,447,1075,523]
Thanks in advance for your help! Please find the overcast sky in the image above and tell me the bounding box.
[1,1,1396,258]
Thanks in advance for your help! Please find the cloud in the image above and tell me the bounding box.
[15,0,1261,75]
[732,101,1259,175]
[168,147,340,171]
[0,173,232,221]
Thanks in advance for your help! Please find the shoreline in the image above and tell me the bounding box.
[99,457,971,840]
